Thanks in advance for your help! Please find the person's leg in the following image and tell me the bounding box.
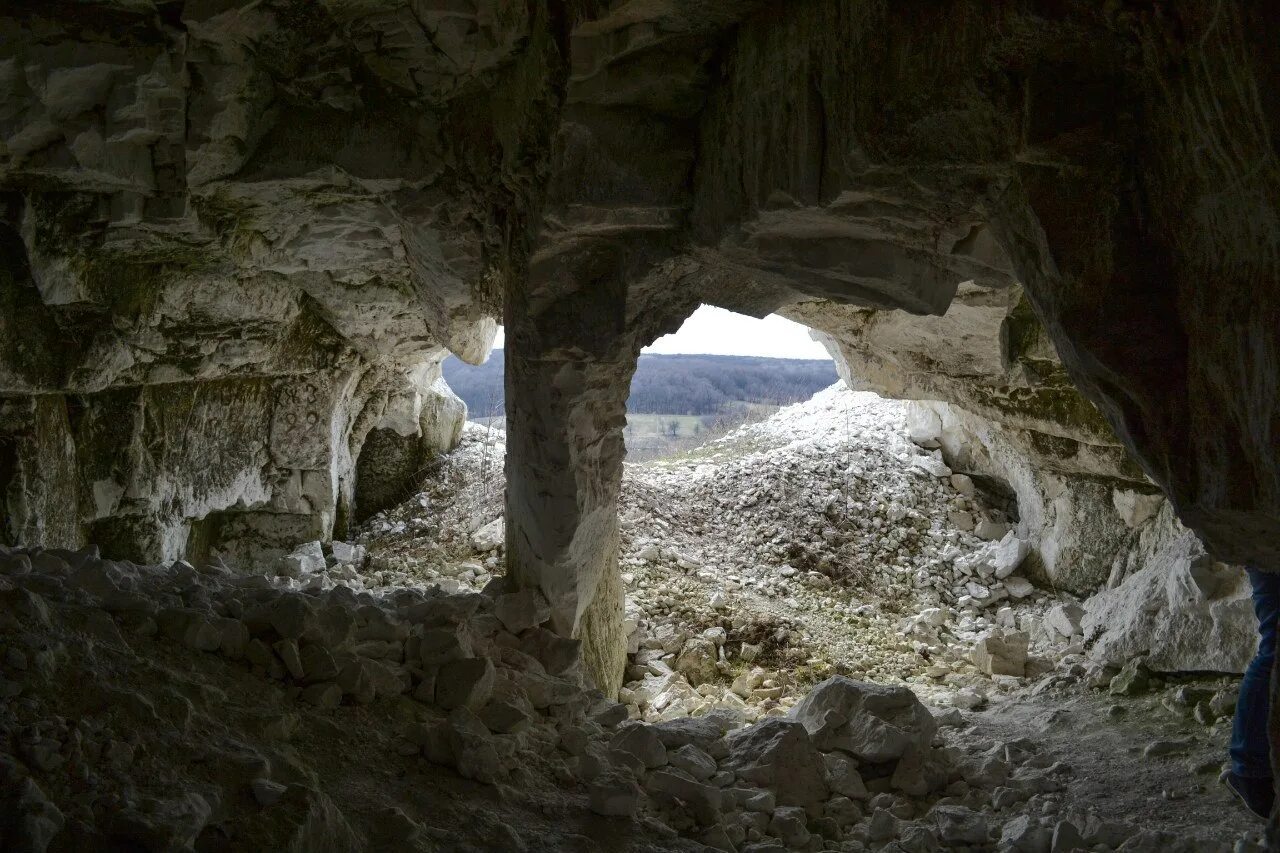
[1228,568,1280,819]
[1231,568,1280,780]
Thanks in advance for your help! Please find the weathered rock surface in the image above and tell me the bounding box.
[0,0,535,561]
[722,718,829,806]
[1083,505,1256,674]
[3,0,1279,720]
[890,398,1153,595]
[791,677,937,765]
[0,406,1266,852]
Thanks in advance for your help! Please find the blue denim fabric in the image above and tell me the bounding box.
[1231,568,1280,779]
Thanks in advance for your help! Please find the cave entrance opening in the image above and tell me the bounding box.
[622,305,837,462]
[603,296,1066,713]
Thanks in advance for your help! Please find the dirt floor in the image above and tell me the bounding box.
[971,688,1264,843]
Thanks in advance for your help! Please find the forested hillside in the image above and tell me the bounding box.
[443,352,838,418]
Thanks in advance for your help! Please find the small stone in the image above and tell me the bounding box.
[768,806,811,848]
[933,804,989,845]
[636,544,661,562]
[435,657,496,711]
[741,789,775,813]
[273,640,305,680]
[1109,659,1152,696]
[588,772,640,817]
[470,517,505,552]
[973,631,1028,677]
[299,644,338,683]
[1002,814,1050,852]
[182,617,222,652]
[218,619,250,659]
[1209,687,1239,718]
[447,709,507,785]
[478,693,534,734]
[992,532,1031,579]
[1045,603,1085,639]
[336,660,379,704]
[494,588,552,634]
[1004,576,1035,599]
[1143,738,1194,758]
[281,544,325,576]
[975,518,1011,540]
[610,723,668,769]
[1051,819,1086,852]
[647,770,721,824]
[418,626,472,666]
[668,743,717,780]
[412,670,437,704]
[867,808,897,843]
[250,778,287,807]
[276,555,307,579]
[523,627,580,676]
[330,541,365,564]
[266,595,315,640]
[675,638,718,686]
[824,752,868,799]
[300,683,342,708]
[951,688,987,710]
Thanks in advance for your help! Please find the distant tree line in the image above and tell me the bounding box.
[443,352,839,418]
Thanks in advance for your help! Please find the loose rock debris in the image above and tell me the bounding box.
[0,389,1263,851]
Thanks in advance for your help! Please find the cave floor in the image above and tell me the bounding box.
[971,689,1262,844]
[356,391,1264,849]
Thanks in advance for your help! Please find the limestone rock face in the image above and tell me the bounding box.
[792,267,1162,597]
[1082,504,1256,674]
[900,398,1153,595]
[0,0,552,560]
[3,1,1280,696]
[889,393,1255,673]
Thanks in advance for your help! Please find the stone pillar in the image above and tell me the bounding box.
[504,346,632,697]
[503,242,642,694]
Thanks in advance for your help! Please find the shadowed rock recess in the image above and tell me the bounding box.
[1,0,1279,850]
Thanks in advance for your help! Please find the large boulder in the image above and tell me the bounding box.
[722,718,829,806]
[1083,505,1256,674]
[790,677,937,765]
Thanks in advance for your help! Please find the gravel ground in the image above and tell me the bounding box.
[357,386,1266,847]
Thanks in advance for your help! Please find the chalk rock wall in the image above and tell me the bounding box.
[0,0,560,563]
[811,293,1256,672]
[527,0,1280,690]
[802,282,1153,594]
[1082,502,1256,674]
[2,1,1278,696]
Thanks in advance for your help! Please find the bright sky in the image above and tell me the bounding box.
[492,305,830,359]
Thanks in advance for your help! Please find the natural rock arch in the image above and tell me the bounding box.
[0,0,1276,745]
[496,0,1279,700]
